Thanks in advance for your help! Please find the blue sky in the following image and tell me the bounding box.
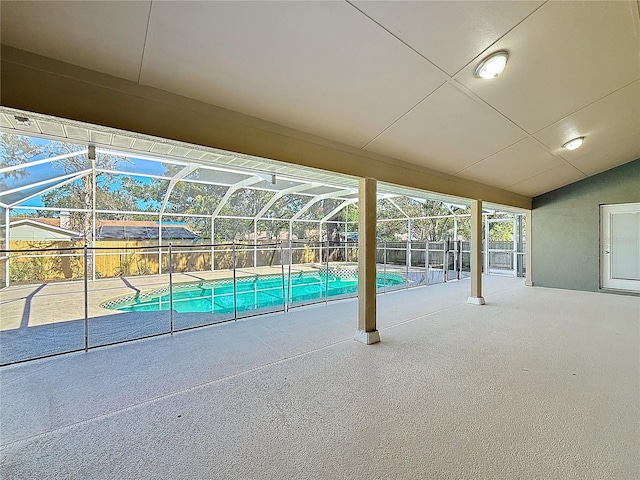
[2,134,166,211]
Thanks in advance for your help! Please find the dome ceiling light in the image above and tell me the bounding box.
[475,51,509,79]
[563,137,585,151]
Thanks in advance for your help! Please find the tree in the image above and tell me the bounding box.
[376,197,462,242]
[35,146,134,241]
[1,134,136,240]
[0,133,47,191]
[487,220,514,242]
[123,165,227,239]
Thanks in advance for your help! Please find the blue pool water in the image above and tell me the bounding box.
[105,272,404,314]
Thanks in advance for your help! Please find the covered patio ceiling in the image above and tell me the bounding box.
[1,1,638,201]
[1,108,523,223]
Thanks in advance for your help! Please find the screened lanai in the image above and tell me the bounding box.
[0,109,526,365]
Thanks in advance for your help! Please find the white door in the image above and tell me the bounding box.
[601,203,640,292]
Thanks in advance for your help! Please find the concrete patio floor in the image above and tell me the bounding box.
[1,276,638,479]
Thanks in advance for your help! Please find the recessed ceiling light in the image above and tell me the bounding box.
[14,115,32,126]
[563,137,584,151]
[475,51,509,79]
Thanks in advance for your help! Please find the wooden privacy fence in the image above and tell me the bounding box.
[8,240,84,283]
[5,240,331,284]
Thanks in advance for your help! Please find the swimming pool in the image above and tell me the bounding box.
[102,271,405,314]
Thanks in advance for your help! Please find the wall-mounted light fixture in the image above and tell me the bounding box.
[14,115,32,126]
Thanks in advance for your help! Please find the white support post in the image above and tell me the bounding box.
[355,177,380,344]
[468,200,485,305]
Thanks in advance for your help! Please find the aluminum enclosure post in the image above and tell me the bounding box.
[232,241,237,320]
[84,243,89,351]
[405,240,410,289]
[4,208,10,288]
[525,210,533,286]
[157,218,162,275]
[280,241,287,312]
[425,240,429,286]
[325,239,330,304]
[383,241,387,294]
[168,243,174,334]
[288,239,293,310]
[254,221,258,268]
[90,146,97,281]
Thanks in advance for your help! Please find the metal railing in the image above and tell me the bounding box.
[0,239,480,365]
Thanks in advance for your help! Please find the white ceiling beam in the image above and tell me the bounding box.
[210,176,265,219]
[320,199,356,223]
[290,189,355,221]
[386,198,409,218]
[444,203,457,217]
[96,168,172,181]
[11,205,91,213]
[159,163,199,216]
[8,170,92,207]
[254,182,321,219]
[0,149,88,174]
[0,169,92,197]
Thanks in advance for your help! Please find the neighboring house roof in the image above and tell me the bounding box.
[17,217,63,228]
[9,219,83,240]
[96,225,198,240]
[9,218,199,240]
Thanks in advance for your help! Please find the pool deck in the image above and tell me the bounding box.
[1,276,638,479]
